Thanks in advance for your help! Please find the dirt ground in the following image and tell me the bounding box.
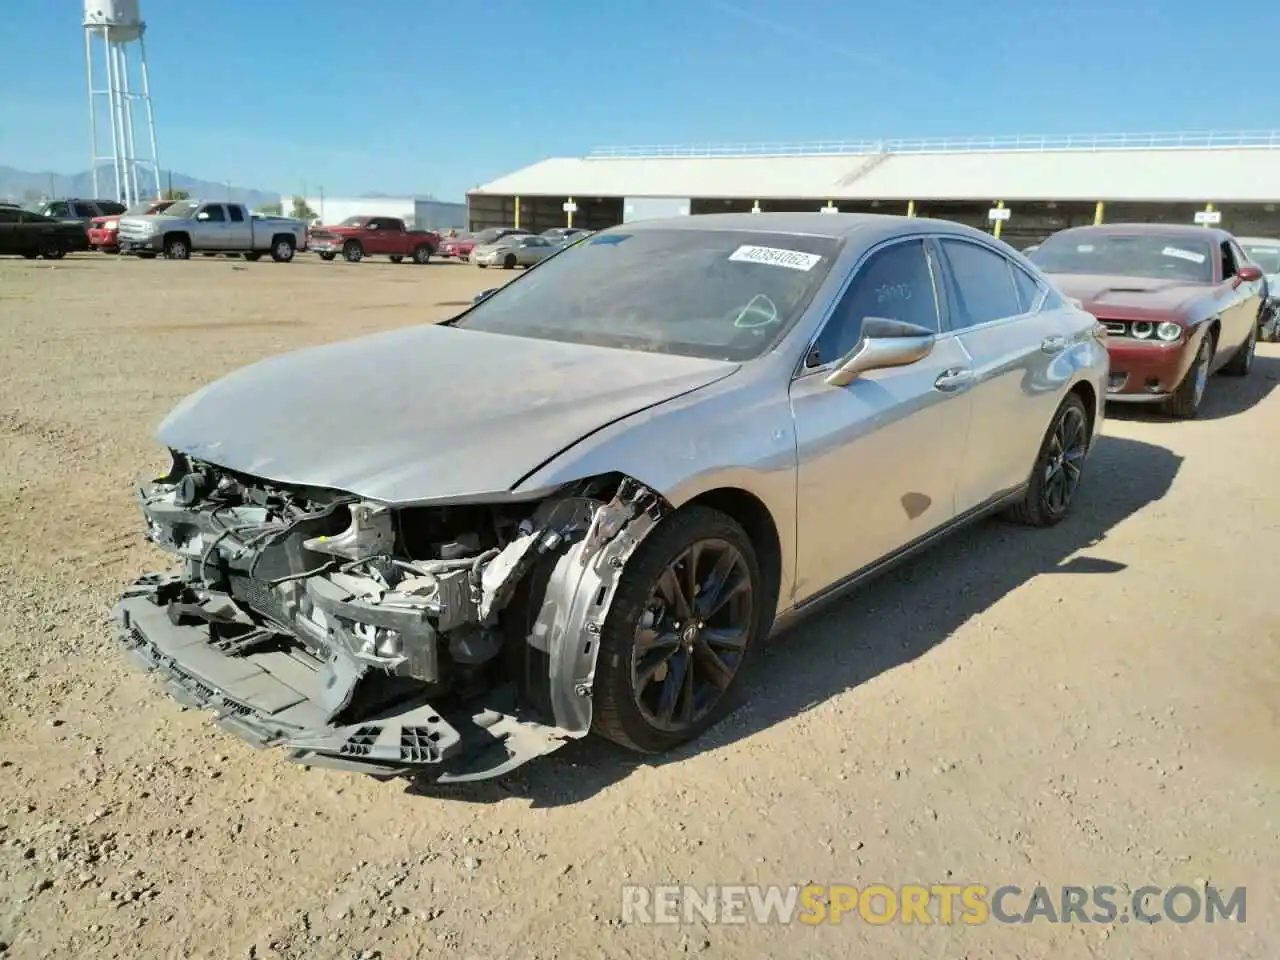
[0,253,1276,960]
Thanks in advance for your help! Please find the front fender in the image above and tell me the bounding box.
[512,371,799,615]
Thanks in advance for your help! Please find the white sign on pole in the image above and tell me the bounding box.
[562,201,578,213]
[819,205,838,215]
[987,207,1011,222]
[1193,209,1222,225]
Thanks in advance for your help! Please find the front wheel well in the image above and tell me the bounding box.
[683,487,782,623]
[1067,379,1097,437]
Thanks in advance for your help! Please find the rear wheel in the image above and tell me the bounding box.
[591,506,765,754]
[319,252,336,261]
[1163,333,1213,419]
[343,240,363,263]
[1007,392,1090,527]
[271,236,296,263]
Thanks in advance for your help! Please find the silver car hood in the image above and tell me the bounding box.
[157,324,739,505]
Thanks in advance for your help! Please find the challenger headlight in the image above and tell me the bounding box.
[1156,321,1183,342]
[1131,321,1154,339]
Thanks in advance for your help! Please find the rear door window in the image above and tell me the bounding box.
[939,239,1024,328]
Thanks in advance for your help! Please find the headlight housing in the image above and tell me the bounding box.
[104,219,118,229]
[1131,321,1154,339]
[1156,321,1183,342]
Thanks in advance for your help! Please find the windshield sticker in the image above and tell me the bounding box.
[1075,244,1095,252]
[1161,246,1206,264]
[728,245,823,271]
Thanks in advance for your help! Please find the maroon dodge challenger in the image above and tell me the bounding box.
[1030,223,1262,418]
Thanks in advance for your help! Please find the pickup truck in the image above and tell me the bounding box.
[307,215,439,263]
[116,199,308,262]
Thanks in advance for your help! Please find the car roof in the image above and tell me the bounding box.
[1235,235,1280,246]
[603,211,993,243]
[1046,222,1230,242]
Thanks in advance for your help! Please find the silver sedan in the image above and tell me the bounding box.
[113,213,1108,782]
[472,233,558,269]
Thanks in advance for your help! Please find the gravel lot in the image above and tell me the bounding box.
[1,254,1277,959]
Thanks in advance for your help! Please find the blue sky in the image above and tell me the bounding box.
[1,0,1274,200]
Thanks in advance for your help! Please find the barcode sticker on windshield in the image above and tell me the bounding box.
[1162,246,1206,264]
[729,245,823,271]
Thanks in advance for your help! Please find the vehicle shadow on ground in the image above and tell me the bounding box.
[407,433,1183,807]
[1108,353,1279,423]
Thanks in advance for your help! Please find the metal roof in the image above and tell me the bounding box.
[473,130,1280,204]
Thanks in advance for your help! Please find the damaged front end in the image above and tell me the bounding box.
[112,452,665,781]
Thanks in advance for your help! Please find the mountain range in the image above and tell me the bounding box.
[0,165,280,209]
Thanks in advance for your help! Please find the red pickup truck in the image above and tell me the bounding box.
[308,215,439,264]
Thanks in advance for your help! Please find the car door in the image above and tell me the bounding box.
[224,204,252,249]
[363,218,389,255]
[195,203,228,249]
[936,237,1071,514]
[788,236,975,600]
[0,206,21,254]
[1220,238,1261,350]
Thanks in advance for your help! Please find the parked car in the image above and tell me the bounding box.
[1029,224,1262,417]
[307,216,439,264]
[116,200,307,261]
[445,226,531,262]
[436,231,471,258]
[112,212,1106,782]
[88,199,175,253]
[541,227,591,245]
[39,198,127,224]
[0,206,91,258]
[472,233,559,269]
[1236,236,1280,342]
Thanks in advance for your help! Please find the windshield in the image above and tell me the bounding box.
[1242,243,1280,275]
[164,200,200,219]
[454,228,841,361]
[474,228,518,245]
[1030,232,1214,283]
[338,216,369,226]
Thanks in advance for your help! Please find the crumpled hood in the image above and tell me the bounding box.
[157,324,739,505]
[1049,273,1212,319]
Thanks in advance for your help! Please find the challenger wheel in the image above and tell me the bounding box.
[1164,333,1213,419]
[591,506,765,754]
[1008,393,1090,527]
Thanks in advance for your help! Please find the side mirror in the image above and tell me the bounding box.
[1236,264,1263,283]
[824,317,936,388]
[473,287,498,304]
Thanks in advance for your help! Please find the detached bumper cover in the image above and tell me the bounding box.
[113,573,464,775]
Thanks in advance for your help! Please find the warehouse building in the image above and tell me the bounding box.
[467,130,1280,247]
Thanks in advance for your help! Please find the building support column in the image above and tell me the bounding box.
[751,200,761,214]
[513,196,521,229]
[565,197,574,228]
[906,200,916,218]
[1094,201,1105,225]
[992,200,1006,240]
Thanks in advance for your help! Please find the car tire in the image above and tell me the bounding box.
[412,245,432,265]
[319,252,336,261]
[271,237,296,263]
[1163,331,1214,419]
[503,254,517,270]
[163,236,190,260]
[477,263,487,269]
[1220,322,1255,377]
[21,252,38,260]
[343,241,363,263]
[40,246,65,260]
[244,252,262,262]
[590,505,766,754]
[1007,392,1091,528]
[390,255,404,264]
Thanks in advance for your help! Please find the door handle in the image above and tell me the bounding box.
[1041,334,1068,354]
[934,368,974,391]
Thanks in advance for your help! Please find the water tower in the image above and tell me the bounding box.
[83,0,161,206]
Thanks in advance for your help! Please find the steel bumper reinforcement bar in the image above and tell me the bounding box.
[112,573,568,781]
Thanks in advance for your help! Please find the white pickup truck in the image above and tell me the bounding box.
[117,199,308,262]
